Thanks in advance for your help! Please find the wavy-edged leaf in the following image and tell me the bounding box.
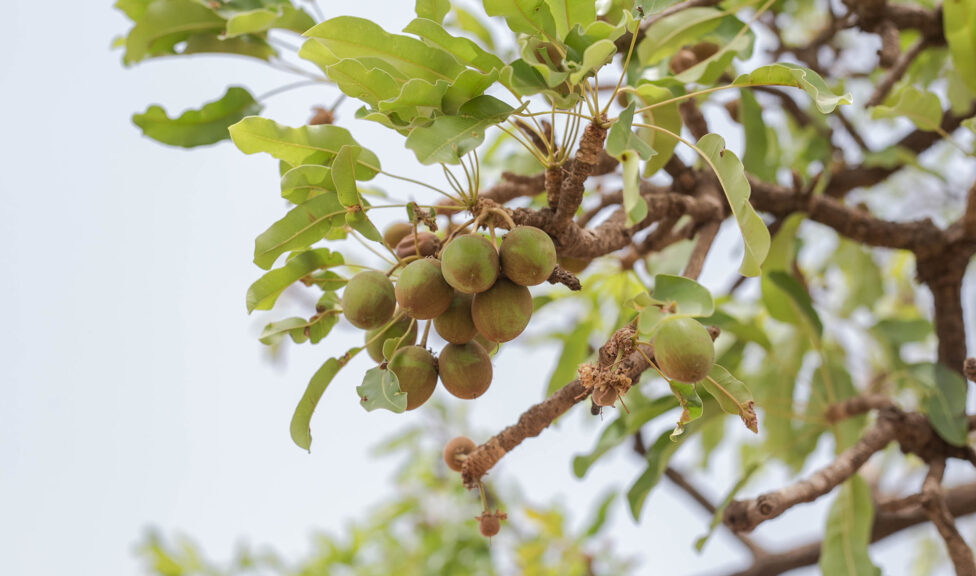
[324,59,401,108]
[442,69,500,115]
[871,85,943,132]
[909,362,970,446]
[695,133,770,277]
[573,395,679,478]
[246,248,344,312]
[732,63,852,114]
[568,39,616,84]
[484,0,558,39]
[280,165,335,204]
[636,83,682,177]
[229,117,381,177]
[652,274,714,317]
[944,0,976,94]
[403,18,504,73]
[415,0,450,23]
[253,192,345,269]
[132,86,261,148]
[290,348,360,451]
[453,5,496,49]
[405,95,514,164]
[122,0,225,64]
[546,0,597,39]
[356,367,407,413]
[304,16,463,83]
[699,364,757,433]
[820,476,881,576]
[224,5,314,37]
[259,311,340,346]
[182,33,276,60]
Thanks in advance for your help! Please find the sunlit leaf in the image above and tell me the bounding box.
[944,0,976,94]
[909,362,969,446]
[224,5,314,37]
[766,270,824,336]
[403,18,504,73]
[695,133,770,277]
[415,0,451,23]
[246,248,344,312]
[405,95,514,164]
[545,0,597,39]
[280,165,335,204]
[651,274,714,317]
[122,0,225,64]
[635,83,682,177]
[132,86,261,148]
[738,88,775,182]
[291,349,360,451]
[606,102,655,160]
[620,151,647,226]
[484,0,558,39]
[732,63,853,114]
[332,145,363,207]
[253,192,346,269]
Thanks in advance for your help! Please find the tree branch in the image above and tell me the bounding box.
[921,459,976,576]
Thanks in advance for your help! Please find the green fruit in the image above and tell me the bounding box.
[471,278,532,343]
[395,258,453,319]
[653,317,715,383]
[341,270,396,330]
[388,346,438,410]
[499,226,557,286]
[558,256,591,274]
[441,235,499,294]
[442,436,476,472]
[365,315,417,362]
[383,222,413,249]
[434,292,477,344]
[439,341,493,399]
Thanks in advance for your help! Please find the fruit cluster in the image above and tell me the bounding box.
[341,224,558,410]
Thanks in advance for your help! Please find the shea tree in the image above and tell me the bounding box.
[117,0,976,573]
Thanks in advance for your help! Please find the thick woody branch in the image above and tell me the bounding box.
[552,120,608,235]
[682,220,721,280]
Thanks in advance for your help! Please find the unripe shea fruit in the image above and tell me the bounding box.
[382,222,413,249]
[558,256,591,274]
[395,259,453,320]
[471,278,532,343]
[443,436,477,472]
[439,341,493,399]
[341,270,396,330]
[499,226,557,286]
[653,316,715,383]
[388,346,437,410]
[433,292,478,344]
[441,235,499,294]
[365,315,417,362]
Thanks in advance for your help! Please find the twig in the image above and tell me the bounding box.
[681,221,721,280]
[921,458,976,576]
[547,266,582,291]
[865,37,928,108]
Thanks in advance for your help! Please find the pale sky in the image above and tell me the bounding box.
[0,2,969,575]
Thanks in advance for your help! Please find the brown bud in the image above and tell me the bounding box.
[669,48,698,74]
[308,107,334,126]
[395,231,440,259]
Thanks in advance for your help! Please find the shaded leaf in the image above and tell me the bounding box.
[944,0,976,94]
[122,0,225,64]
[620,151,647,226]
[484,0,558,39]
[132,86,261,148]
[627,417,704,519]
[547,320,594,395]
[652,274,714,317]
[820,476,881,576]
[280,164,335,204]
[332,145,362,207]
[695,461,760,551]
[695,133,770,277]
[290,348,360,451]
[357,367,407,413]
[738,88,774,181]
[909,362,970,446]
[568,39,616,84]
[871,85,943,132]
[246,248,344,312]
[405,95,514,164]
[606,102,655,160]
[636,83,682,177]
[767,270,824,336]
[415,0,451,23]
[224,5,314,37]
[546,0,597,39]
[346,210,384,243]
[669,381,703,440]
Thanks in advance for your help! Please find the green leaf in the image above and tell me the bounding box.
[132,86,261,148]
[405,95,515,164]
[290,349,360,451]
[766,270,824,336]
[259,311,340,346]
[651,274,714,317]
[246,248,344,312]
[324,59,401,108]
[568,39,616,84]
[452,5,496,50]
[584,492,616,537]
[820,476,881,576]
[695,461,760,551]
[636,7,724,64]
[668,381,703,439]
[574,395,679,478]
[253,193,346,269]
[699,364,757,433]
[280,165,335,204]
[944,0,976,94]
[484,0,558,40]
[635,83,682,177]
[415,0,451,23]
[229,117,381,178]
[122,0,225,64]
[403,19,504,73]
[871,86,944,132]
[695,133,770,277]
[304,16,463,84]
[356,367,407,413]
[620,151,647,226]
[738,88,775,182]
[732,63,852,114]
[637,307,667,339]
[224,5,314,37]
[627,419,702,519]
[546,321,594,395]
[545,0,597,39]
[182,33,276,60]
[673,33,752,85]
[909,363,970,446]
[834,240,883,317]
[332,145,362,207]
[346,210,384,243]
[606,102,655,160]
